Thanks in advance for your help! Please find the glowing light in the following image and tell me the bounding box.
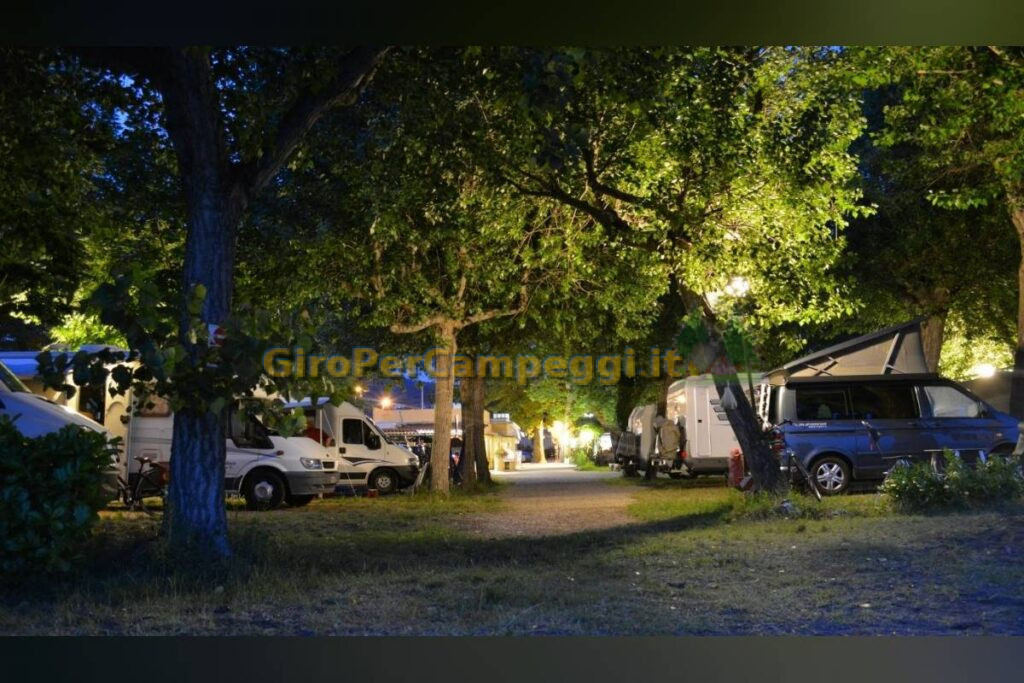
[970,363,997,379]
[577,427,596,446]
[379,396,393,409]
[723,276,750,297]
[354,384,364,395]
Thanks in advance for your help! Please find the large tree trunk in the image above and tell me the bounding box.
[431,328,456,492]
[533,423,544,464]
[160,48,239,559]
[712,372,779,492]
[683,293,780,492]
[920,312,947,373]
[656,371,672,418]
[1010,205,1024,419]
[459,378,476,488]
[167,410,229,557]
[460,372,489,486]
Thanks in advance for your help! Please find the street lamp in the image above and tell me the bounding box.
[380,396,393,409]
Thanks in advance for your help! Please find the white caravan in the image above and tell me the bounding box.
[284,397,421,494]
[618,373,763,478]
[1,350,339,509]
[663,373,763,476]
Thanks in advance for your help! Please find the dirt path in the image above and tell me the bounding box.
[454,463,638,538]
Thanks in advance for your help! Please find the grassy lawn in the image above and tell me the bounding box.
[1,477,1022,635]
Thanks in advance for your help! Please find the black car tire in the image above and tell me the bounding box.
[368,468,398,495]
[243,469,287,510]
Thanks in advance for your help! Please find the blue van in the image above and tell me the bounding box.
[768,374,1020,494]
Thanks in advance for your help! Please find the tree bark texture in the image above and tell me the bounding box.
[459,378,476,488]
[533,423,545,464]
[920,312,947,373]
[460,372,490,485]
[430,329,456,492]
[1010,205,1024,419]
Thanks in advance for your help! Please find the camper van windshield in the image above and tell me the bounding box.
[0,363,28,393]
[364,416,392,444]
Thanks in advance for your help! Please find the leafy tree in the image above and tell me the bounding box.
[250,49,664,492]
[51,47,390,560]
[473,47,867,490]
[0,50,123,346]
[853,46,1024,412]
[804,73,1017,373]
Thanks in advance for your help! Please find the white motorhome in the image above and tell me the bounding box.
[285,397,421,494]
[1,350,339,510]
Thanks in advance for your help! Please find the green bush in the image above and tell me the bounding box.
[571,447,599,470]
[880,450,1024,512]
[0,415,119,575]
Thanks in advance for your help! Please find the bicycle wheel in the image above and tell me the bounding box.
[133,471,165,515]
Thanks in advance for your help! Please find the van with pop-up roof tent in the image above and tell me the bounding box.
[759,319,1020,494]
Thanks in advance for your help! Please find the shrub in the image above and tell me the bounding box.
[0,415,119,575]
[571,447,599,470]
[880,450,1024,512]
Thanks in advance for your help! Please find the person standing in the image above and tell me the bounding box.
[649,415,681,480]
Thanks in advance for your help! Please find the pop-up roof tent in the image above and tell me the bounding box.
[765,317,930,385]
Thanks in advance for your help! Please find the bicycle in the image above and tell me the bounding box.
[117,456,169,514]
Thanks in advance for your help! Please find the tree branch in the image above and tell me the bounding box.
[390,314,449,335]
[233,46,390,205]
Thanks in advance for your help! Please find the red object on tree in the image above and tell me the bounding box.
[728,448,745,488]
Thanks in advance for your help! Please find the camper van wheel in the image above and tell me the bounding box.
[811,456,850,496]
[368,468,398,495]
[286,494,315,507]
[623,464,639,478]
[243,469,286,510]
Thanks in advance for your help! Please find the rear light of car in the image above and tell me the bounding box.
[768,429,787,453]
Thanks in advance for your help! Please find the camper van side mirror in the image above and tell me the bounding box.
[977,401,990,418]
[367,434,382,450]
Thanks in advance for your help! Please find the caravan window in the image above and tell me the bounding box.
[795,388,849,421]
[922,385,981,418]
[849,384,918,419]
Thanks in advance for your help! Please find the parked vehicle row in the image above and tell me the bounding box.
[1,352,396,510]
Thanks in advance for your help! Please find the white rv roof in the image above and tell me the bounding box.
[282,396,332,409]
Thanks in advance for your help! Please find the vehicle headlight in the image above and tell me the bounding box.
[300,457,323,470]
